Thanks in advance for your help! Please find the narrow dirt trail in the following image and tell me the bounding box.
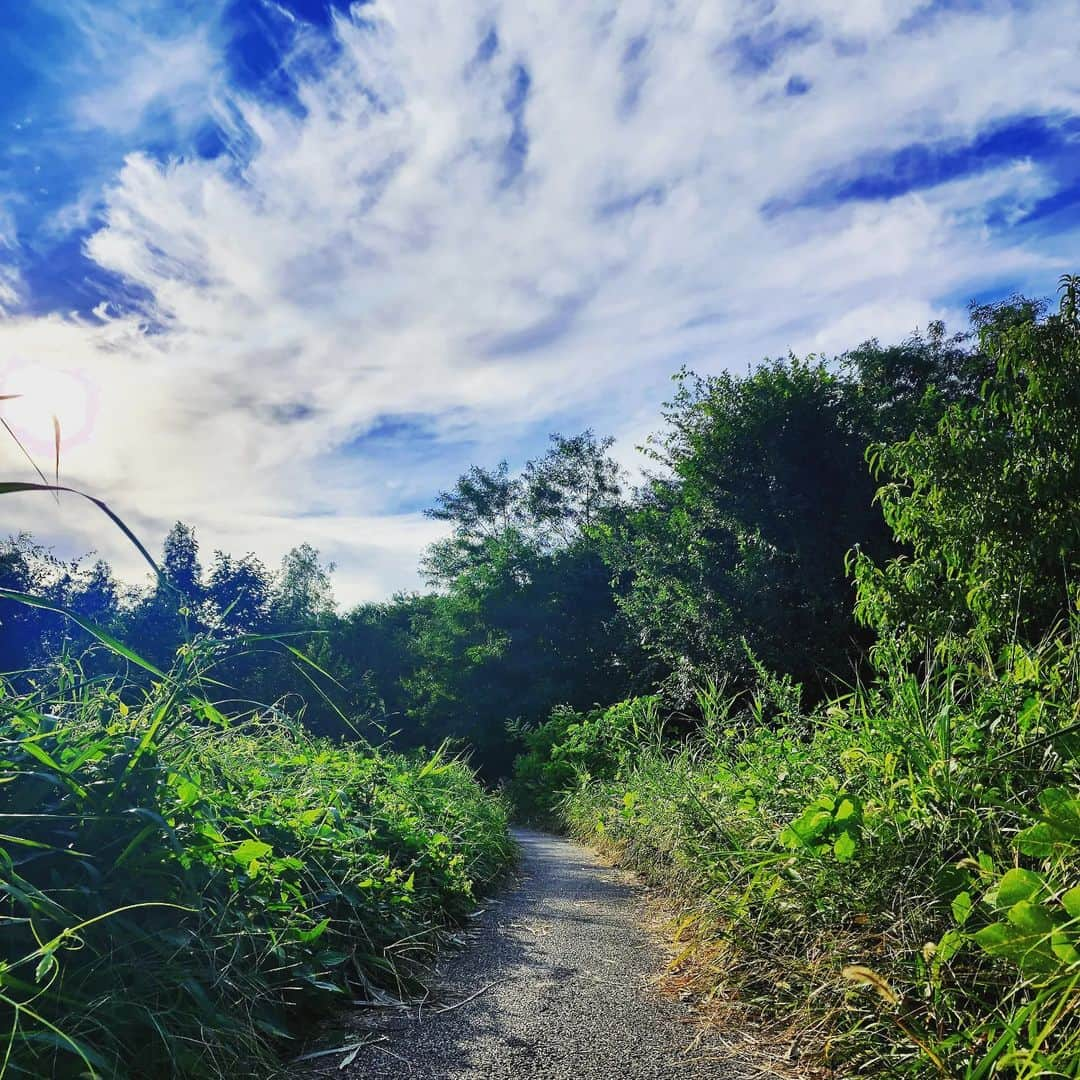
[302,829,767,1079]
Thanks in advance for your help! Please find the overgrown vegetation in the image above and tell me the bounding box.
[0,641,511,1077]
[509,279,1080,1075]
[5,278,1080,1076]
[527,639,1079,1075]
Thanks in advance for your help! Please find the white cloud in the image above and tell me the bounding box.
[0,205,21,315]
[2,0,1079,602]
[75,30,220,135]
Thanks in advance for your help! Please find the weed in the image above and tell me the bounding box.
[520,632,1080,1075]
[0,643,513,1077]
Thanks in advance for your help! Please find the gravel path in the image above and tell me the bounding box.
[301,829,765,1079]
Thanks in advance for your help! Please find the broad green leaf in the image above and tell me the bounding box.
[973,903,1062,974]
[781,808,832,848]
[172,778,201,808]
[296,918,331,944]
[1039,789,1080,838]
[951,891,973,927]
[1006,900,1058,936]
[1051,932,1080,965]
[936,928,964,966]
[232,839,273,866]
[34,951,57,983]
[834,795,862,826]
[973,921,1023,959]
[1061,885,1080,919]
[317,950,349,968]
[993,868,1048,910]
[1015,822,1060,858]
[833,830,857,862]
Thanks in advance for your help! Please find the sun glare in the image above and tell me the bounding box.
[0,362,99,457]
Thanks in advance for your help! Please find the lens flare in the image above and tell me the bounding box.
[0,362,99,459]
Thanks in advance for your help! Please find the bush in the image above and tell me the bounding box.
[0,645,513,1078]
[519,637,1080,1076]
[853,286,1080,659]
[507,695,664,824]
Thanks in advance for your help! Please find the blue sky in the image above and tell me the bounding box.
[1,0,1078,602]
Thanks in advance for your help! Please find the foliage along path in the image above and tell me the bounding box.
[299,830,768,1079]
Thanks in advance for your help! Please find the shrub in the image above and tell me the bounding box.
[520,635,1080,1076]
[0,645,513,1078]
[507,695,664,823]
[853,284,1080,660]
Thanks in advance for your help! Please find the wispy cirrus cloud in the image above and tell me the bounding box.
[1,0,1079,603]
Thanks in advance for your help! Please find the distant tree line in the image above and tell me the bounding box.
[3,291,1070,777]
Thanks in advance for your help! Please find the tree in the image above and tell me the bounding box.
[69,559,120,626]
[206,551,272,634]
[407,533,642,776]
[840,319,992,440]
[271,544,335,628]
[123,522,205,667]
[854,286,1080,656]
[161,522,204,605]
[0,535,62,672]
[408,433,641,775]
[522,431,623,544]
[422,462,522,585]
[422,431,625,585]
[318,594,432,734]
[609,360,897,695]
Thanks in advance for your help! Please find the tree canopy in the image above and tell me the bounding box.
[5,289,1071,774]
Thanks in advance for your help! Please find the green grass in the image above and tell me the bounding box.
[0,643,513,1078]
[516,640,1080,1077]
